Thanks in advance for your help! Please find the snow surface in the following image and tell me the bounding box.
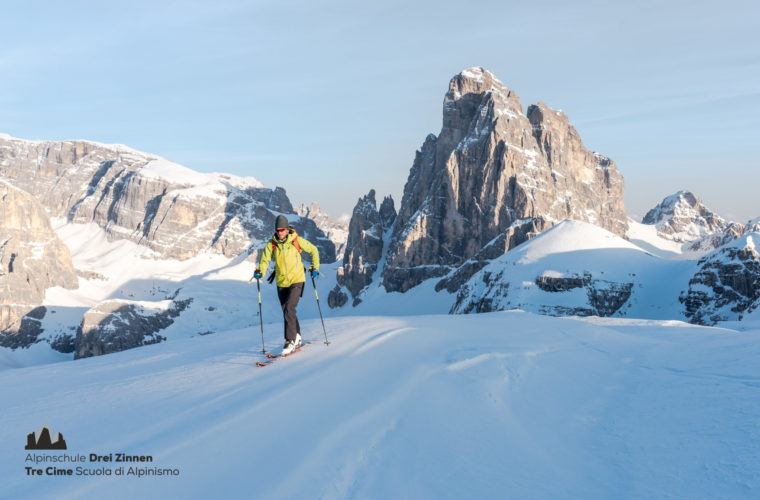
[2,312,759,499]
[455,220,697,319]
[517,219,643,264]
[626,218,689,259]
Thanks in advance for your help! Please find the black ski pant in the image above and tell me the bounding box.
[277,282,304,342]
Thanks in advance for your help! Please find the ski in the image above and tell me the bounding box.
[255,341,311,367]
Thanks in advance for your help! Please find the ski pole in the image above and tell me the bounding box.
[256,278,266,354]
[311,273,330,345]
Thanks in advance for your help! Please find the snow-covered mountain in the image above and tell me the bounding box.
[3,69,759,365]
[0,133,335,262]
[452,220,695,318]
[642,190,728,242]
[640,190,746,255]
[0,133,345,356]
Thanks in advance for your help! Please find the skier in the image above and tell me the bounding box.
[253,215,320,355]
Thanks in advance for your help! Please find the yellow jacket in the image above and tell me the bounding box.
[258,229,320,287]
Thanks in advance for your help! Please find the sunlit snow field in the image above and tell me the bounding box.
[2,312,759,499]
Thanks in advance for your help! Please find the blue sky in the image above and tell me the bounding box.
[2,0,758,221]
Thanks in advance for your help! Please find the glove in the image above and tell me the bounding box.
[309,266,319,279]
[253,269,263,280]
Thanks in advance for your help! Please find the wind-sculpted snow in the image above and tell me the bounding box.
[1,312,758,498]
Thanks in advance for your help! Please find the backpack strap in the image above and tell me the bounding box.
[290,228,302,254]
[270,228,302,254]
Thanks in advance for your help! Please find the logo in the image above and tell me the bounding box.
[25,426,67,450]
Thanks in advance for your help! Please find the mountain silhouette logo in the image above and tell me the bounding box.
[25,426,67,450]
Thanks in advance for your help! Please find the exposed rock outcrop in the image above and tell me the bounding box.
[680,233,760,325]
[0,135,334,263]
[454,268,633,318]
[364,67,628,295]
[74,296,193,358]
[329,190,395,306]
[0,181,77,341]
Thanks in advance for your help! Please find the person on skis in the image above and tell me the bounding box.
[253,215,320,355]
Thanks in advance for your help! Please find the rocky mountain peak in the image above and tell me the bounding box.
[379,195,397,229]
[445,67,517,103]
[330,68,628,305]
[372,67,628,296]
[642,190,728,242]
[328,190,395,307]
[641,190,744,256]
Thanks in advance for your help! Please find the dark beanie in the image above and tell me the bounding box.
[275,215,289,229]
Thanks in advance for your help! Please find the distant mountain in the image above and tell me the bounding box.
[642,190,727,241]
[641,190,746,255]
[295,202,349,261]
[0,133,335,262]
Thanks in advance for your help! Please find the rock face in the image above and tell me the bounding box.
[296,202,348,261]
[329,190,395,307]
[454,268,634,318]
[680,233,760,325]
[0,181,77,340]
[74,296,193,359]
[0,134,335,263]
[336,67,627,302]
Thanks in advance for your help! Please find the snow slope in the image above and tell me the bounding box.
[2,312,759,499]
[626,218,690,259]
[454,220,697,319]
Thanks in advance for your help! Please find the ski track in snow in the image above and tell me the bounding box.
[2,311,760,499]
